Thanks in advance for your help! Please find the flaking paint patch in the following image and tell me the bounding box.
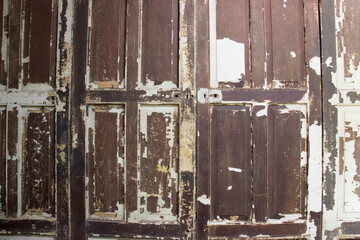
[216,38,245,85]
[308,123,322,212]
[310,56,321,76]
[227,167,242,173]
[197,194,210,205]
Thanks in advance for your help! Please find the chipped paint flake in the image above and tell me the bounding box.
[309,56,321,76]
[197,195,210,205]
[228,167,242,173]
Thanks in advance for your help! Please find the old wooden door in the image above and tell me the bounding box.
[0,0,71,239]
[71,0,195,239]
[322,0,360,239]
[196,0,322,239]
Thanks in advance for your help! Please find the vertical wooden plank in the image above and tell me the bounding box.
[253,105,268,222]
[56,0,71,237]
[269,0,305,88]
[21,108,55,217]
[0,108,6,214]
[140,0,178,87]
[71,0,88,238]
[8,0,21,89]
[24,0,54,86]
[196,0,210,238]
[7,107,18,217]
[125,101,138,221]
[0,0,6,88]
[89,0,126,89]
[126,0,140,91]
[267,105,306,218]
[138,105,179,222]
[211,105,252,221]
[251,1,266,89]
[215,0,250,88]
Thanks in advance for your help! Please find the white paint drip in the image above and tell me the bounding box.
[291,51,296,58]
[228,167,242,173]
[227,186,232,191]
[309,56,321,76]
[197,195,210,205]
[216,38,245,85]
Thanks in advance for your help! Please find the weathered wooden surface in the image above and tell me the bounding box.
[0,0,69,238]
[198,0,321,239]
[322,0,360,238]
[72,0,195,239]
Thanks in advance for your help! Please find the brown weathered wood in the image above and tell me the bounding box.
[7,108,18,217]
[267,105,305,218]
[22,108,55,216]
[0,0,6,87]
[268,0,305,89]
[125,101,138,220]
[23,0,55,86]
[141,0,178,87]
[208,223,307,237]
[253,106,268,222]
[8,0,21,89]
[87,106,125,219]
[250,0,266,89]
[89,0,126,89]
[71,0,88,239]
[216,0,250,88]
[211,105,251,220]
[0,109,6,213]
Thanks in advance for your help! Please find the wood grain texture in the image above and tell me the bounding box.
[268,0,305,88]
[267,105,306,218]
[89,0,126,89]
[23,0,56,86]
[138,105,179,221]
[0,109,6,213]
[211,105,251,220]
[87,106,125,219]
[22,108,55,217]
[141,0,178,87]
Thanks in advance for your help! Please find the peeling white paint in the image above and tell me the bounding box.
[326,56,333,68]
[137,79,177,97]
[228,167,242,173]
[197,195,210,205]
[308,123,322,212]
[309,56,321,76]
[291,51,296,58]
[216,38,245,85]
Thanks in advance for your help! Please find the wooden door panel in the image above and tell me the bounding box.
[72,0,195,238]
[140,0,178,88]
[21,107,56,218]
[210,105,252,221]
[137,105,179,222]
[198,0,321,238]
[0,0,71,237]
[88,0,126,90]
[86,105,125,221]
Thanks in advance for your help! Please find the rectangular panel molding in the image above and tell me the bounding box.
[209,104,307,223]
[137,105,179,222]
[86,105,125,220]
